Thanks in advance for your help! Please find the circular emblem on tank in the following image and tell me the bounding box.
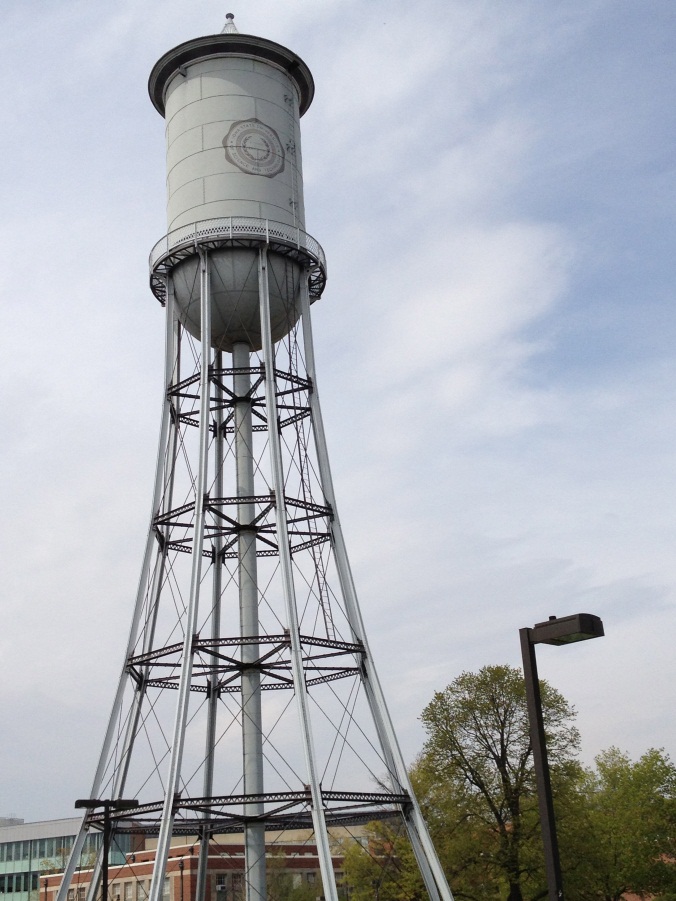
[223,119,285,178]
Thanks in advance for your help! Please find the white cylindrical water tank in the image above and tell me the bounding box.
[148,29,316,351]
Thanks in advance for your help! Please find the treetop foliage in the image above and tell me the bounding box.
[415,665,580,901]
[419,665,579,818]
[569,746,676,901]
[342,665,676,901]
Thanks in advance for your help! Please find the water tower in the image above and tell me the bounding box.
[56,14,454,901]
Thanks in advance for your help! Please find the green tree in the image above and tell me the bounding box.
[569,747,676,901]
[343,668,676,901]
[266,852,320,901]
[417,665,580,901]
[400,759,500,900]
[342,819,450,901]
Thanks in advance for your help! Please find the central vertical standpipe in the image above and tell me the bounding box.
[148,16,315,901]
[233,340,265,901]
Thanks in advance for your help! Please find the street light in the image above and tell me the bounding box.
[74,799,139,901]
[520,613,604,901]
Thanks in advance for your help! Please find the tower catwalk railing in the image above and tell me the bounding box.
[149,217,327,307]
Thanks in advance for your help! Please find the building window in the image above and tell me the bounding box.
[67,891,75,901]
[56,838,73,864]
[0,875,5,893]
[77,887,86,901]
[83,834,101,857]
[112,883,120,901]
[124,884,132,901]
[135,882,147,901]
[306,873,316,884]
[162,879,170,901]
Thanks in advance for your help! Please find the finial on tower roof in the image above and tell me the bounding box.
[221,12,238,34]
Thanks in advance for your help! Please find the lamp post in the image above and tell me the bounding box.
[74,799,139,901]
[520,613,604,901]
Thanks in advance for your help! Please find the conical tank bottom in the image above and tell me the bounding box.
[171,248,302,352]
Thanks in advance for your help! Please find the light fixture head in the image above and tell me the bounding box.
[530,613,605,646]
[111,799,139,810]
[74,798,139,810]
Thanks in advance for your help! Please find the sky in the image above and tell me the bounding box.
[0,0,675,822]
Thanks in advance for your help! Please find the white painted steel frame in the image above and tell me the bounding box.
[299,274,455,901]
[148,250,213,901]
[258,248,339,901]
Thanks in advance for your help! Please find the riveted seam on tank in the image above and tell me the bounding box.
[165,121,204,152]
[161,51,305,98]
[165,97,259,134]
[165,98,231,131]
[165,201,302,231]
[166,151,212,184]
[166,147,237,186]
[167,178,206,209]
[170,207,299,233]
[167,174,300,214]
[180,58,302,104]
[167,114,266,151]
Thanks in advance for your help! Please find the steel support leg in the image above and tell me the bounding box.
[299,273,454,901]
[149,251,212,901]
[258,249,339,901]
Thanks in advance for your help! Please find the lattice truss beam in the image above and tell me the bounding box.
[87,315,403,830]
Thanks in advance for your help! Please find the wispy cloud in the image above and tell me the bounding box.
[0,0,674,819]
